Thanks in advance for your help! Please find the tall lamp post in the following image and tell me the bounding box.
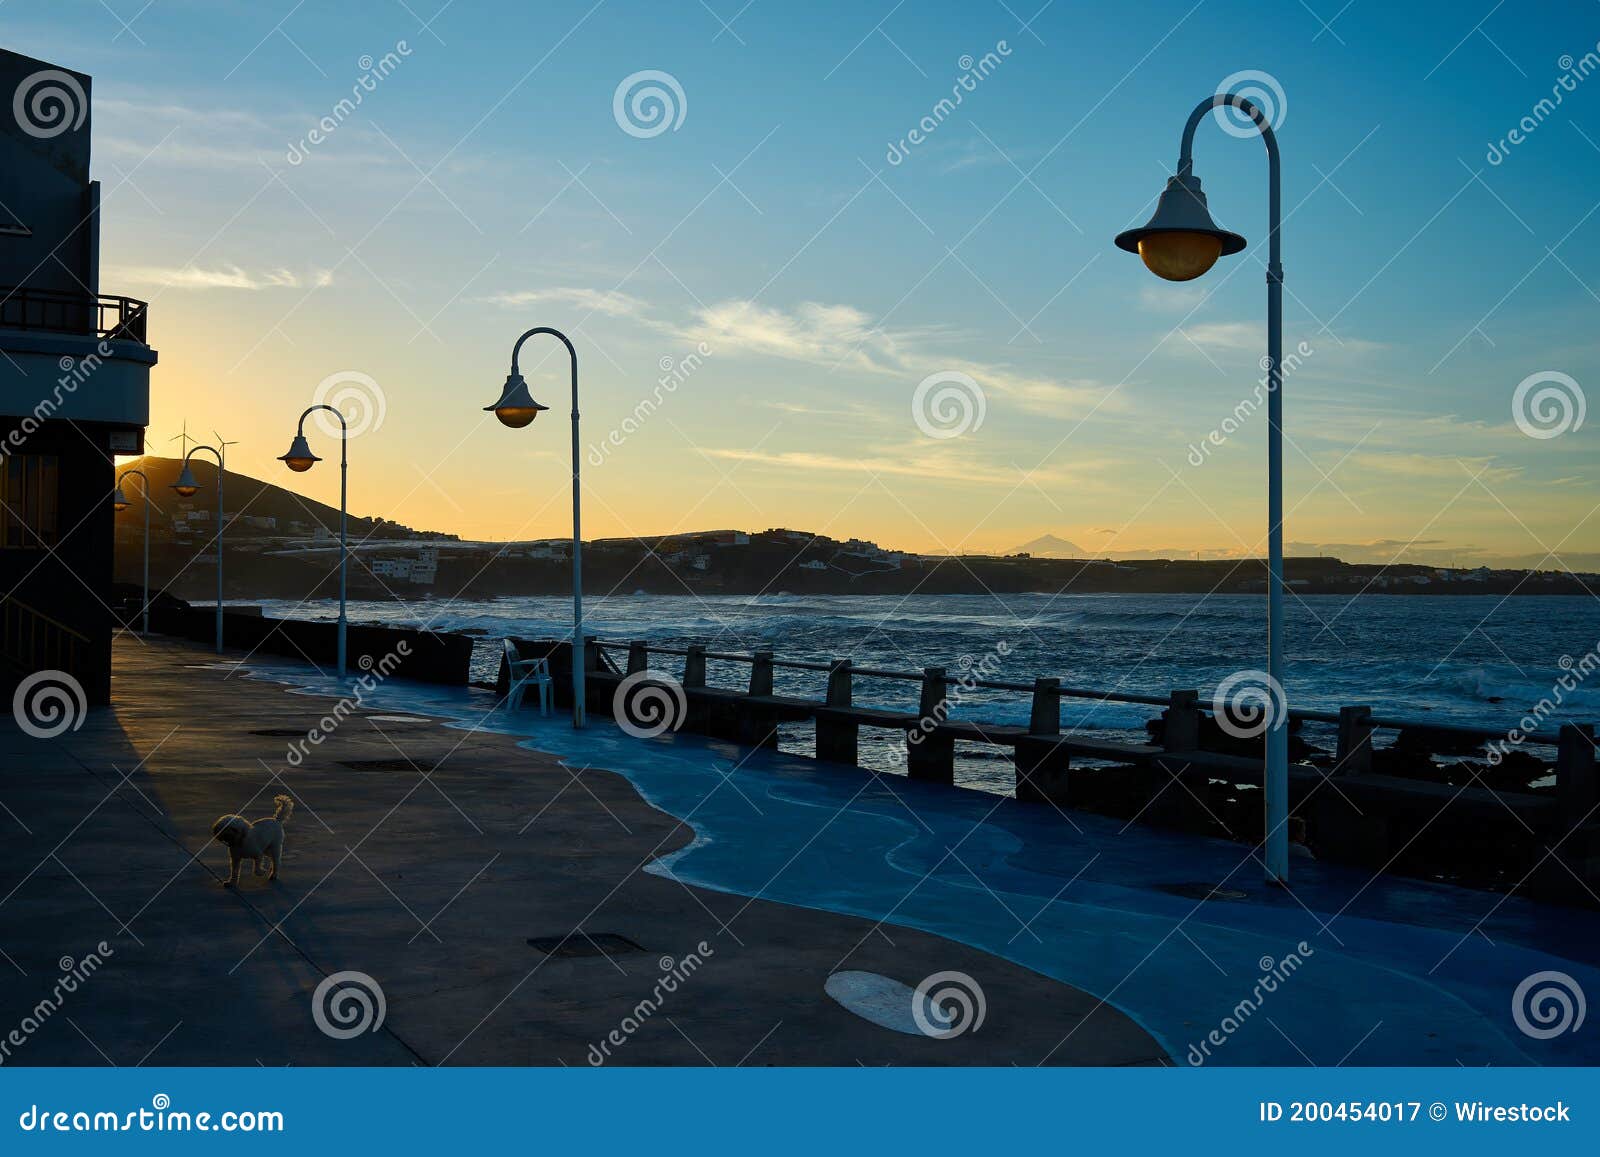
[482,326,585,729]
[279,405,349,677]
[111,467,151,634]
[171,445,226,654]
[1114,92,1288,883]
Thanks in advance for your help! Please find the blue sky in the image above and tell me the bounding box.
[11,0,1600,565]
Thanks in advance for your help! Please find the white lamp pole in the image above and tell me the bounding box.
[171,445,225,654]
[279,405,349,677]
[483,326,586,728]
[1116,92,1289,883]
[111,468,151,634]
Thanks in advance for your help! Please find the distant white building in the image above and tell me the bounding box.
[371,547,438,585]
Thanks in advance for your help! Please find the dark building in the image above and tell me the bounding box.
[0,49,156,705]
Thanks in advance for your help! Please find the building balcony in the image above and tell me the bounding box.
[0,285,149,344]
[0,284,157,434]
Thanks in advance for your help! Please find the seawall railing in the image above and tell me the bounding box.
[502,635,1599,903]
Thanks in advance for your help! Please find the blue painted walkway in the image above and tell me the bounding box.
[244,662,1600,1066]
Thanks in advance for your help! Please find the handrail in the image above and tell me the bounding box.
[587,637,1568,745]
[0,596,92,678]
[1,596,90,643]
[0,285,150,344]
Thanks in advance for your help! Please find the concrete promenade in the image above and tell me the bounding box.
[0,636,1161,1066]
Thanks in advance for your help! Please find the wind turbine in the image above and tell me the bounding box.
[168,420,195,461]
[213,430,239,525]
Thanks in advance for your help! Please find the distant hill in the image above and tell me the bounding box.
[1012,534,1089,558]
[112,456,439,542]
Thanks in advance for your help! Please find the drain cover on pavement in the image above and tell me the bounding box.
[526,932,645,959]
[337,758,443,772]
[1156,883,1250,901]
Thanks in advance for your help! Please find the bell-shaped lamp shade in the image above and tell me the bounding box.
[484,372,550,429]
[171,463,201,497]
[278,432,321,473]
[1114,173,1247,282]
[111,485,130,512]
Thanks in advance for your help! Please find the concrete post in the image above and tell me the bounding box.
[1015,676,1069,805]
[1162,689,1201,752]
[1335,706,1375,776]
[907,666,954,784]
[683,644,706,689]
[749,650,774,697]
[626,640,648,674]
[740,650,779,748]
[1028,676,1061,736]
[1556,723,1597,826]
[817,659,857,766]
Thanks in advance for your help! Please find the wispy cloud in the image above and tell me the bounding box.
[104,264,335,290]
[483,287,648,317]
[706,443,1122,488]
[680,298,1121,419]
[1138,283,1207,311]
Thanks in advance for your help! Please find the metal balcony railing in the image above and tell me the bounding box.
[0,285,149,344]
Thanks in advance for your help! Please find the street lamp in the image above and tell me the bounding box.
[483,326,584,728]
[172,445,226,654]
[279,405,349,677]
[112,467,152,634]
[1115,92,1289,883]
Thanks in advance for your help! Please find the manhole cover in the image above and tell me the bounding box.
[527,932,645,959]
[337,758,442,772]
[1156,883,1250,902]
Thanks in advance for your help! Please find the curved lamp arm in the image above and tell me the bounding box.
[296,403,348,438]
[184,445,223,470]
[1178,93,1280,270]
[117,467,150,493]
[511,325,577,384]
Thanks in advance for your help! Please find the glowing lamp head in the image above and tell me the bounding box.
[484,372,549,429]
[171,463,200,497]
[111,485,130,512]
[1114,172,1245,282]
[278,433,320,473]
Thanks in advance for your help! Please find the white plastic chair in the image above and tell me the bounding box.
[503,638,552,716]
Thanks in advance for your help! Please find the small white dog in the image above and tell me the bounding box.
[211,795,294,887]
